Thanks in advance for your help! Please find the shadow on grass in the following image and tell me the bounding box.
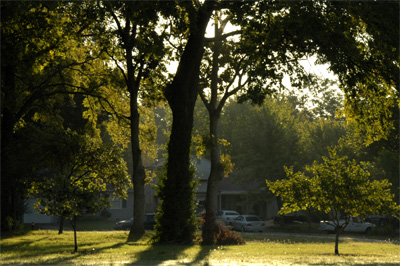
[309,264,400,266]
[127,243,213,265]
[1,230,31,239]
[127,231,145,243]
[2,237,126,265]
[191,245,213,265]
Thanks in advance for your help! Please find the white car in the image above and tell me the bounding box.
[231,215,265,232]
[216,210,240,225]
[319,217,376,234]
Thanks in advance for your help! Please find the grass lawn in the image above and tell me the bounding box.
[1,229,399,266]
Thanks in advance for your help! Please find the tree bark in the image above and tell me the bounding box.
[128,97,146,240]
[157,2,214,244]
[115,15,146,240]
[58,216,64,234]
[202,111,224,244]
[335,232,340,255]
[202,17,224,243]
[334,225,345,255]
[73,215,78,253]
[1,63,21,231]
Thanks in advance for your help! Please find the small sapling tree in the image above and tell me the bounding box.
[267,149,399,255]
[28,129,131,252]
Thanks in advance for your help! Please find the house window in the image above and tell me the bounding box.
[122,199,127,208]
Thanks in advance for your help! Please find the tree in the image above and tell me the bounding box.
[267,149,399,255]
[98,1,167,239]
[221,98,302,183]
[198,1,327,242]
[285,1,399,144]
[1,1,104,230]
[219,98,302,212]
[28,129,131,252]
[154,0,215,244]
[198,11,243,244]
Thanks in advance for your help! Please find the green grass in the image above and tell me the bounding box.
[1,230,399,265]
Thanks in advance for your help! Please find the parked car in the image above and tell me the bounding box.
[113,213,156,230]
[113,217,133,230]
[231,215,265,232]
[216,210,240,225]
[144,213,156,230]
[367,215,389,227]
[319,217,376,234]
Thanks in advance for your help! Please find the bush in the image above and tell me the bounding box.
[202,223,245,245]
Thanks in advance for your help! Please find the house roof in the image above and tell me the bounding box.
[144,157,262,194]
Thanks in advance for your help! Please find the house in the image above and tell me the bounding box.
[105,157,279,221]
[24,157,279,224]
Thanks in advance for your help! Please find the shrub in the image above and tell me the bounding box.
[153,164,199,244]
[213,223,245,245]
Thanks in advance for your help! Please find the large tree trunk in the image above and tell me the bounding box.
[156,2,214,244]
[1,63,21,231]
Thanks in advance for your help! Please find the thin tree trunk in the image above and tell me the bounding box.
[73,215,78,253]
[58,216,64,234]
[129,101,146,240]
[335,232,340,255]
[202,112,224,244]
[202,13,225,244]
[118,18,146,240]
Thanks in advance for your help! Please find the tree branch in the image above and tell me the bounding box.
[104,48,128,84]
[204,30,242,43]
[199,89,211,111]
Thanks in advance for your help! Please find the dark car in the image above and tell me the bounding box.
[113,213,156,230]
[113,217,133,230]
[144,213,156,230]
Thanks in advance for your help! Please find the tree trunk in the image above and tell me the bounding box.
[335,232,340,255]
[73,215,78,253]
[122,20,146,240]
[334,225,345,255]
[202,112,224,244]
[128,100,146,240]
[156,2,214,244]
[1,63,20,231]
[58,216,64,234]
[202,14,225,244]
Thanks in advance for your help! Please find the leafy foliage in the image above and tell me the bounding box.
[201,212,245,246]
[1,1,108,230]
[28,129,131,220]
[269,149,398,217]
[153,163,198,244]
[267,148,399,254]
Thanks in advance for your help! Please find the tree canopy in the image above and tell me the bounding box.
[267,149,399,255]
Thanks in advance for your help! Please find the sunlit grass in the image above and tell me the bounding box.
[1,230,399,265]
